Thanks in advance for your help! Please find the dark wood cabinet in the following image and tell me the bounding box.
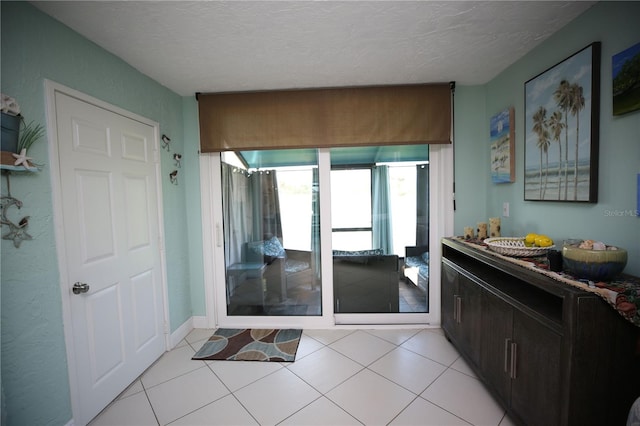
[442,262,482,365]
[481,290,562,425]
[441,238,639,426]
[440,261,457,337]
[479,289,514,406]
[509,309,562,425]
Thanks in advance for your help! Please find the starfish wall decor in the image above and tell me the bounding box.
[1,172,33,248]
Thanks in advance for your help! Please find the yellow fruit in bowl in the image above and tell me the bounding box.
[534,235,553,247]
[525,233,538,245]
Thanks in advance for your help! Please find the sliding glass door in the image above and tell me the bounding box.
[220,150,321,316]
[329,147,429,316]
[202,143,452,327]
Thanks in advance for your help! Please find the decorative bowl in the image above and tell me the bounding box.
[484,237,555,257]
[562,244,627,281]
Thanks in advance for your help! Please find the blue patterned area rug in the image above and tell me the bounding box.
[192,328,302,362]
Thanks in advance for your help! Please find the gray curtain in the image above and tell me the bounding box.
[249,170,283,241]
[311,168,321,281]
[372,165,394,254]
[222,163,251,267]
[416,164,429,247]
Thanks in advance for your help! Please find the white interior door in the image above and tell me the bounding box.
[52,89,166,425]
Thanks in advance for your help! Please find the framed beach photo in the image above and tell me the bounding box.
[524,42,600,202]
[490,107,515,183]
[613,41,640,116]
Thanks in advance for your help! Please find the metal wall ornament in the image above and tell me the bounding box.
[1,172,32,248]
[160,133,180,184]
[161,134,171,151]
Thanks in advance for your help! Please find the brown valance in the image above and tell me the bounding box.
[198,83,452,152]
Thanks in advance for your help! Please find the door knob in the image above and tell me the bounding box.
[72,282,90,294]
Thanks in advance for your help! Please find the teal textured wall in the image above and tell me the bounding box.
[455,2,640,275]
[453,85,488,231]
[1,1,638,426]
[183,96,206,316]
[1,3,197,425]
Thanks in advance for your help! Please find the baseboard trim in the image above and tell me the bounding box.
[169,318,193,349]
[192,315,209,329]
[169,316,208,349]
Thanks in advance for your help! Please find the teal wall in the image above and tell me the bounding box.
[183,96,207,315]
[453,85,488,230]
[1,1,638,426]
[1,2,201,425]
[455,1,640,276]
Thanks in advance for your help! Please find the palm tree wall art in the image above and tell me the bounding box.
[524,42,600,202]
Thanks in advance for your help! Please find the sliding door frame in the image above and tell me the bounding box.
[199,144,453,329]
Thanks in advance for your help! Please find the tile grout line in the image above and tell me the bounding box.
[139,374,161,426]
[93,329,508,426]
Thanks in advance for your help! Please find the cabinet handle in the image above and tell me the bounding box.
[510,341,518,379]
[504,338,511,373]
[456,296,462,324]
[453,294,459,321]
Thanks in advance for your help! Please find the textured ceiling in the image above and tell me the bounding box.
[32,1,595,96]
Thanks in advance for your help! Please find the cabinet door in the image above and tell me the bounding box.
[510,311,562,426]
[480,291,513,406]
[482,291,562,425]
[457,274,483,366]
[441,261,458,337]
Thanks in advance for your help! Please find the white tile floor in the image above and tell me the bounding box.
[89,328,516,426]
